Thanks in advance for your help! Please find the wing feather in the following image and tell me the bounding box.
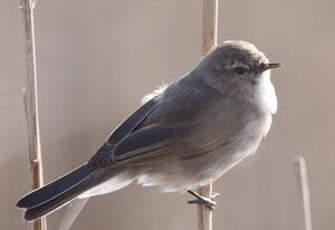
[87,97,159,168]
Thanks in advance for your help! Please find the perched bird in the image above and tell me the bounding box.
[17,40,281,224]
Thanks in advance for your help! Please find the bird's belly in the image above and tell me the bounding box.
[198,114,271,181]
[137,114,271,193]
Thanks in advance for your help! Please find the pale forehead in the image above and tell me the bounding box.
[216,40,269,64]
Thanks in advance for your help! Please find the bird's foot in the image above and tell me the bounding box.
[187,190,220,210]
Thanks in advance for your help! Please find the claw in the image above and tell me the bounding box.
[188,198,216,210]
[187,190,220,210]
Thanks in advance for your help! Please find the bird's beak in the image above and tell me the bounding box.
[261,63,282,71]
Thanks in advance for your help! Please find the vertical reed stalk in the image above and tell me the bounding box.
[19,0,47,229]
[197,1,218,230]
[293,156,313,230]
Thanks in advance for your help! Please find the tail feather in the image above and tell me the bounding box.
[17,165,95,209]
[24,175,94,221]
[17,165,129,221]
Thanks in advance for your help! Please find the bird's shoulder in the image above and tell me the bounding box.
[141,75,224,127]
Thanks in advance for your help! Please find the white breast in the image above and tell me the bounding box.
[253,70,277,115]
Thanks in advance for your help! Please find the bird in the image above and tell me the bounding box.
[17,40,281,224]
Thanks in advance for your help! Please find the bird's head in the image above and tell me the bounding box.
[196,40,281,96]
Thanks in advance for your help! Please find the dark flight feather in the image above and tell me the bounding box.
[87,97,159,168]
[16,165,95,209]
[112,124,181,162]
[24,176,94,221]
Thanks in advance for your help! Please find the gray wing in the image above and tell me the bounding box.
[87,97,159,168]
[111,124,191,163]
[88,77,234,168]
[89,123,194,166]
[108,95,255,166]
[94,121,228,167]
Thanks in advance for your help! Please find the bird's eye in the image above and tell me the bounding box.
[233,67,246,75]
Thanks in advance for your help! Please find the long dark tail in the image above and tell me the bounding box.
[17,165,97,221]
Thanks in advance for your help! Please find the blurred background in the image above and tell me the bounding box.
[1,0,335,229]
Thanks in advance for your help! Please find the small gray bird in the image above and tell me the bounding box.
[17,40,281,223]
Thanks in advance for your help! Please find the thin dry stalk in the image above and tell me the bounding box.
[293,156,313,230]
[197,1,218,230]
[19,0,47,229]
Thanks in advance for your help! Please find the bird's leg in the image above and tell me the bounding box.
[187,190,220,210]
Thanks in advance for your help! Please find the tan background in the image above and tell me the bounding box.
[1,0,335,229]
